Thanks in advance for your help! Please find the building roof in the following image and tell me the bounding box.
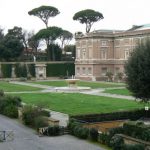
[127,24,150,31]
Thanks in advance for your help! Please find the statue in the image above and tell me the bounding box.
[33,55,36,62]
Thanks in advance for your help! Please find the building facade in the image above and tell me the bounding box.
[75,24,150,81]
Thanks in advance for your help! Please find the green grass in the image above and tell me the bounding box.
[10,93,143,115]
[30,80,125,89]
[104,88,132,96]
[0,81,42,92]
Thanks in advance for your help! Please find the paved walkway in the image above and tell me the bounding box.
[0,115,104,150]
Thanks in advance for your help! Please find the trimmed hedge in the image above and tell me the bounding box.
[0,62,74,78]
[15,63,27,77]
[71,109,150,123]
[1,64,12,78]
[46,63,75,77]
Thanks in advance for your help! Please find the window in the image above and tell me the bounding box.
[88,67,92,75]
[82,49,86,59]
[101,50,107,59]
[101,68,107,76]
[82,67,86,75]
[101,40,107,46]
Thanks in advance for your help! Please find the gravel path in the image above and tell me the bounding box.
[0,115,105,150]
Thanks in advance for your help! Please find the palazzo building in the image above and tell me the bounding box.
[75,24,150,81]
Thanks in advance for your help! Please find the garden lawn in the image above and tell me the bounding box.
[11,93,143,115]
[30,80,125,89]
[104,88,132,96]
[0,81,42,92]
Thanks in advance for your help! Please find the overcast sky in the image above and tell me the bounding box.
[0,0,150,34]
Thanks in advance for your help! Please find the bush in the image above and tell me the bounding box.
[109,127,124,138]
[3,104,18,118]
[68,119,81,135]
[110,135,124,150]
[74,126,89,139]
[22,105,49,128]
[89,128,98,141]
[0,95,22,118]
[122,144,145,150]
[34,116,49,129]
[99,133,111,145]
[141,129,150,141]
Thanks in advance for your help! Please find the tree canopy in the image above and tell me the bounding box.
[0,35,24,61]
[59,30,73,49]
[28,6,60,28]
[125,39,150,103]
[35,26,63,60]
[35,26,63,42]
[73,9,104,33]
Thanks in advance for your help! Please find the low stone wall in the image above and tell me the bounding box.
[117,134,150,149]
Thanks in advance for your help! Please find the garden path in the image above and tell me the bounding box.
[0,115,105,150]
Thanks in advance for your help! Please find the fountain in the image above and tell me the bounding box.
[54,75,91,92]
[65,75,79,88]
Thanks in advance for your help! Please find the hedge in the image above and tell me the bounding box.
[1,64,12,78]
[46,63,75,77]
[0,62,74,78]
[70,109,150,123]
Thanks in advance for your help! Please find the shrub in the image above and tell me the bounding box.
[89,128,98,141]
[68,119,81,135]
[99,133,111,145]
[0,95,22,118]
[109,127,124,138]
[3,104,18,118]
[34,116,49,129]
[22,105,49,128]
[74,126,89,139]
[141,129,150,141]
[110,135,124,150]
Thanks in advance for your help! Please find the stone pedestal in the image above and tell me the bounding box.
[35,63,46,80]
